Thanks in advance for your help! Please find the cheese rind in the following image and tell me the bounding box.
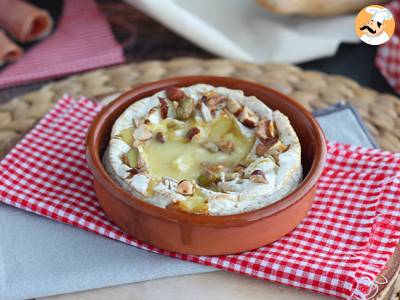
[104,84,302,215]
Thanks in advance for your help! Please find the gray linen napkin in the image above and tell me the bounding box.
[0,102,377,300]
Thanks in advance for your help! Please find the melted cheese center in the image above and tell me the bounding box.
[144,115,254,182]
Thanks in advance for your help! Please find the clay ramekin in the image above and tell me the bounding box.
[86,76,327,256]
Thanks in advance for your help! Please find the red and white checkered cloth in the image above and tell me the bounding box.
[0,96,399,299]
[376,1,400,93]
[0,0,124,89]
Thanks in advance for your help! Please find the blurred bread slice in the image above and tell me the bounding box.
[256,0,388,16]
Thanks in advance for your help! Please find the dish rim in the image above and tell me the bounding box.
[86,76,327,227]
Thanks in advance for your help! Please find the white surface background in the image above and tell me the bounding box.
[125,0,360,63]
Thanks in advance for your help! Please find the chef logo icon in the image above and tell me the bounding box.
[355,5,395,45]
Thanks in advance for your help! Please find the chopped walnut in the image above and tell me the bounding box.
[177,180,195,196]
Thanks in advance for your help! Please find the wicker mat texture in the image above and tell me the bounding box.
[0,57,399,159]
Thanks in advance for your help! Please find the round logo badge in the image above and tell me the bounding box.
[355,5,395,46]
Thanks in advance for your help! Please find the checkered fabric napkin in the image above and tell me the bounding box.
[0,96,399,300]
[376,1,400,93]
[0,0,124,89]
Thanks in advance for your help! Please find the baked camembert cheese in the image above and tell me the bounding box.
[103,84,302,215]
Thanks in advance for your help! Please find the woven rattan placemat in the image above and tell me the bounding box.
[1,58,399,159]
[1,58,399,157]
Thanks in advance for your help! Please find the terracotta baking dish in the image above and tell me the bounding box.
[86,76,327,256]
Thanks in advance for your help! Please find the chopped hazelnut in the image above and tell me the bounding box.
[249,170,268,184]
[267,120,277,138]
[256,137,288,158]
[165,86,185,101]
[234,164,246,176]
[256,144,269,157]
[177,180,195,196]
[201,163,227,173]
[137,152,146,169]
[186,127,200,141]
[226,98,242,115]
[155,132,165,143]
[218,140,235,154]
[203,90,217,98]
[215,99,227,110]
[133,124,152,141]
[126,168,139,179]
[256,119,269,140]
[159,98,169,119]
[204,94,227,112]
[146,106,161,124]
[238,106,259,128]
[269,140,289,156]
[198,171,220,187]
[257,119,277,140]
[176,98,194,120]
[242,118,257,128]
[200,102,212,122]
[201,141,219,153]
[132,118,140,128]
[255,138,278,156]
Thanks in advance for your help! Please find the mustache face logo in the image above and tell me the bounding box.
[360,25,376,34]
